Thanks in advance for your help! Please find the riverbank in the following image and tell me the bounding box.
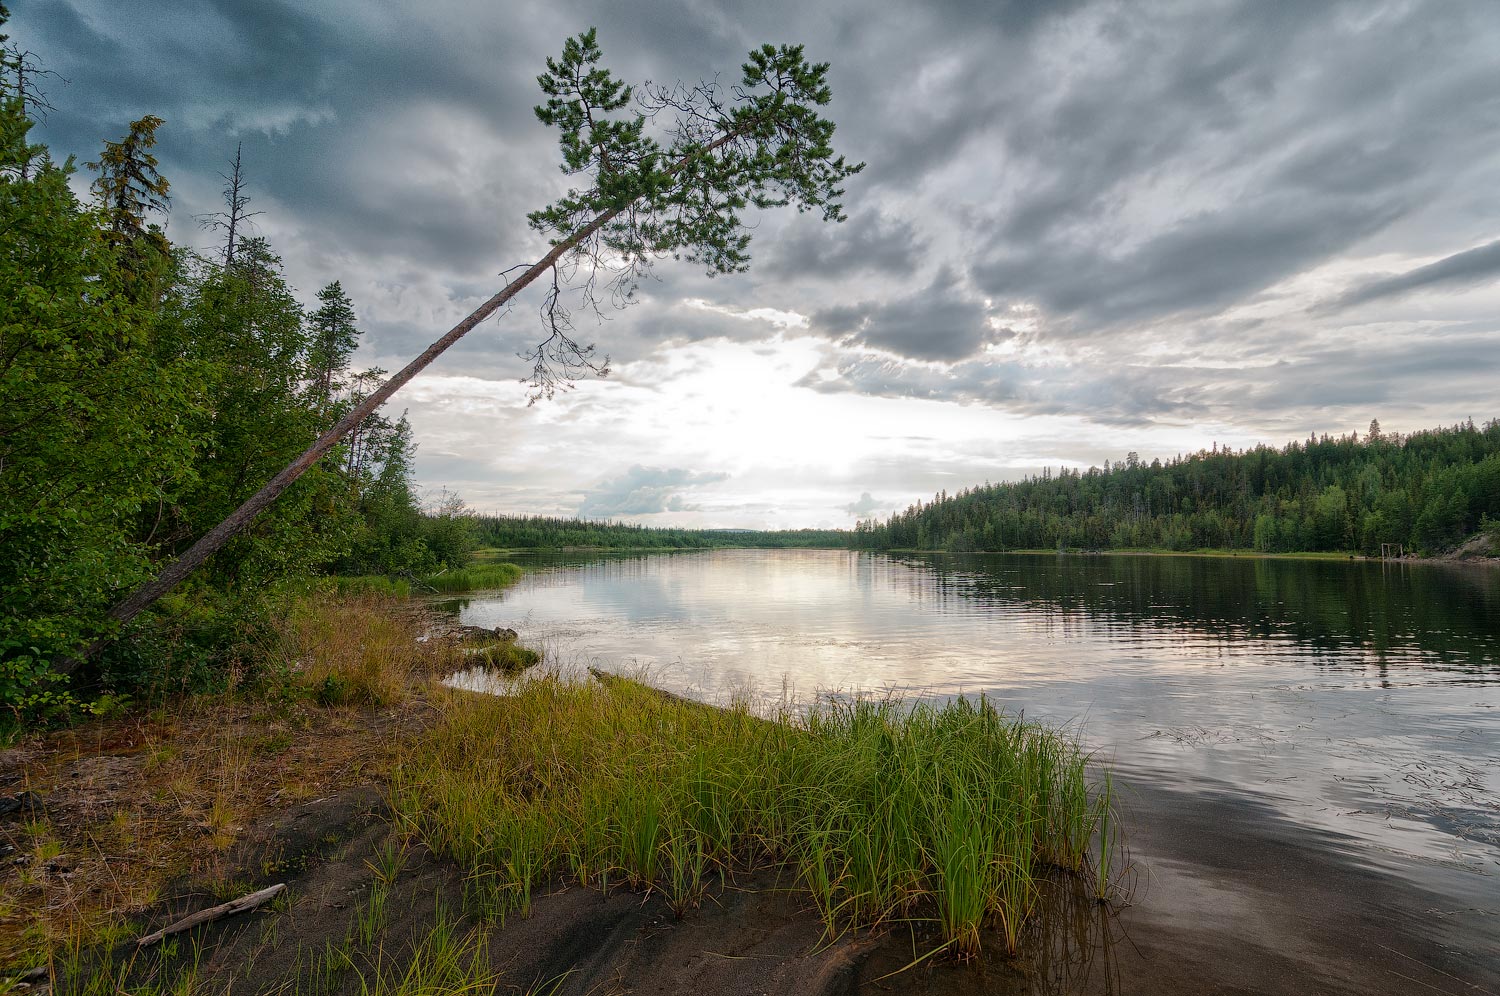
[7,587,1497,994]
[4,595,1115,993]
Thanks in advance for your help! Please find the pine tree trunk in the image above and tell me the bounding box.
[61,208,621,674]
[71,115,764,673]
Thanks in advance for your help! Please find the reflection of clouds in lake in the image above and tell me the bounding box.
[458,550,1500,875]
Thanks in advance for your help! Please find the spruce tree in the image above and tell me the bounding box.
[76,28,864,658]
[306,280,360,403]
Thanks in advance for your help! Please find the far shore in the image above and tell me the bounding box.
[887,545,1500,567]
[483,544,1500,568]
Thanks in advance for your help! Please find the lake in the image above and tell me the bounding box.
[445,549,1500,991]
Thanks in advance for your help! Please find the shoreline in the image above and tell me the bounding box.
[486,543,1500,569]
[880,545,1500,567]
[8,590,1496,994]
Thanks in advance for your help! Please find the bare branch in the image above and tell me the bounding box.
[195,144,264,266]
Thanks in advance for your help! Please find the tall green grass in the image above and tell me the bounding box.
[421,564,523,594]
[321,562,523,597]
[324,575,413,598]
[394,677,1114,961]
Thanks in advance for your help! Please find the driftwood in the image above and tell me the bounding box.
[136,882,286,947]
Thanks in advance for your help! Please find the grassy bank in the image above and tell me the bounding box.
[7,585,1115,989]
[394,676,1112,960]
[327,561,526,598]
[0,592,464,973]
[421,563,525,593]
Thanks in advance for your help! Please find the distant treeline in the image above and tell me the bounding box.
[852,420,1500,556]
[472,515,848,550]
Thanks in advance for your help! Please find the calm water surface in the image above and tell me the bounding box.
[449,550,1500,887]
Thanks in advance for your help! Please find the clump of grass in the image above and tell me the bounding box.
[421,563,524,593]
[394,677,1113,962]
[367,837,410,887]
[44,925,203,996]
[287,901,494,996]
[350,905,496,996]
[325,575,413,598]
[466,643,541,671]
[281,593,453,706]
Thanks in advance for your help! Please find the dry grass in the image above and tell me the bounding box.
[0,593,462,971]
[280,593,458,707]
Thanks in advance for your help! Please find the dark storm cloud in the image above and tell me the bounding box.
[975,195,1406,329]
[960,1,1500,334]
[810,268,1001,362]
[17,0,558,277]
[801,326,1500,431]
[1325,240,1500,312]
[577,465,730,518]
[761,209,925,280]
[1234,335,1500,415]
[14,0,1500,440]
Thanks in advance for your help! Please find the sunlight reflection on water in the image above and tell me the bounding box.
[450,549,1500,882]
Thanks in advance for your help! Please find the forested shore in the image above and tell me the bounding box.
[472,420,1500,561]
[852,420,1500,557]
[1,50,477,721]
[471,515,846,550]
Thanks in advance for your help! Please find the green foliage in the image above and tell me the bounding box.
[521,29,862,400]
[325,576,413,598]
[155,239,359,588]
[86,114,169,243]
[1481,515,1500,553]
[471,515,847,549]
[0,63,446,718]
[93,585,273,702]
[0,93,199,720]
[856,421,1500,557]
[305,280,358,402]
[528,29,862,275]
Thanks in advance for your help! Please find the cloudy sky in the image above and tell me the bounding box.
[16,0,1500,527]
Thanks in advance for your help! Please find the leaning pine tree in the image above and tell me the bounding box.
[71,28,863,666]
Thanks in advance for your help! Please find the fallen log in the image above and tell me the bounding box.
[136,882,286,947]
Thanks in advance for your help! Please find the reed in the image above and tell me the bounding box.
[393,676,1112,963]
[421,563,524,593]
[325,575,413,598]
